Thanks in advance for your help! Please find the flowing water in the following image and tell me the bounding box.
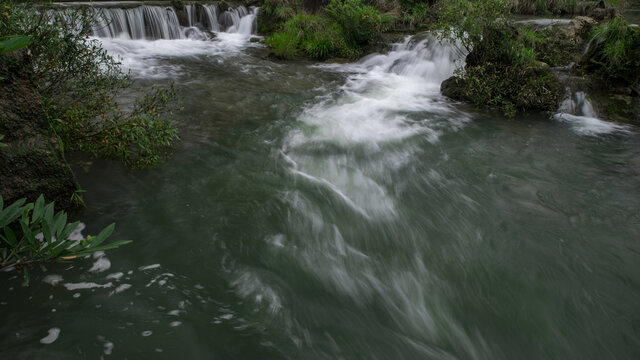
[1,6,640,360]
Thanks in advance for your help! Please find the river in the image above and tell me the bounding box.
[1,5,639,359]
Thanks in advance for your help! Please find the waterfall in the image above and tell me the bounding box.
[201,4,221,32]
[91,4,258,39]
[555,90,629,135]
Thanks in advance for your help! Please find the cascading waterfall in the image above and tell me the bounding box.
[555,90,629,135]
[201,4,221,32]
[91,4,258,39]
[218,6,258,34]
[283,36,466,226]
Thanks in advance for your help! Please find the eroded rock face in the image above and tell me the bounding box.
[0,51,78,209]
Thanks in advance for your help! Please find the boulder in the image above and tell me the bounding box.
[440,76,471,102]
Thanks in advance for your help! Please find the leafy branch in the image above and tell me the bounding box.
[0,195,131,286]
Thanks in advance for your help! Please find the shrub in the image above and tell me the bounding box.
[432,0,512,53]
[582,17,640,88]
[0,1,180,168]
[266,31,300,58]
[325,0,386,45]
[0,195,131,286]
[401,3,431,29]
[434,0,562,115]
[267,14,358,59]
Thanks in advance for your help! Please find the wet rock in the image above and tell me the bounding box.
[440,76,471,102]
[0,51,78,209]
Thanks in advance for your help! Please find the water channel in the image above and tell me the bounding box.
[1,4,639,359]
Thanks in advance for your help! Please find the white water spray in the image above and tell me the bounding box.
[555,91,629,135]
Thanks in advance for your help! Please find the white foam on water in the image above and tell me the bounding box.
[42,274,64,286]
[114,284,132,294]
[138,264,161,271]
[95,36,259,79]
[88,256,111,273]
[555,91,631,135]
[64,282,113,290]
[283,36,467,220]
[40,328,61,344]
[106,272,124,280]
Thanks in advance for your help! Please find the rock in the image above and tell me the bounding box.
[589,7,619,21]
[440,76,471,102]
[557,16,597,44]
[0,51,78,209]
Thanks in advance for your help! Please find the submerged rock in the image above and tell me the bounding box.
[0,51,78,209]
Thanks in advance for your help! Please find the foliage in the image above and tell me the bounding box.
[266,14,358,59]
[456,63,562,116]
[434,0,562,115]
[401,3,431,29]
[263,0,299,20]
[0,1,180,168]
[0,195,131,286]
[0,34,30,54]
[584,17,640,88]
[432,0,511,53]
[325,0,388,46]
[266,31,300,58]
[0,134,6,147]
[509,0,612,15]
[519,26,580,67]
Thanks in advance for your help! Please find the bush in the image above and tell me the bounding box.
[434,0,562,115]
[582,17,640,89]
[401,3,431,29]
[432,0,512,53]
[267,14,358,59]
[325,0,387,45]
[0,1,180,168]
[266,31,300,58]
[458,64,562,116]
[0,195,131,286]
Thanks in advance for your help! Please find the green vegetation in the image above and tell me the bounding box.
[581,17,640,89]
[1,1,180,169]
[434,0,562,116]
[400,1,431,29]
[266,13,357,59]
[264,0,389,60]
[0,195,131,286]
[325,0,390,45]
[0,34,30,54]
[509,0,620,15]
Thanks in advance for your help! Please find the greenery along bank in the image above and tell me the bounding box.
[1,0,181,208]
[261,0,639,118]
[1,1,182,281]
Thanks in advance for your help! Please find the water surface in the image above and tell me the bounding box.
[1,23,639,360]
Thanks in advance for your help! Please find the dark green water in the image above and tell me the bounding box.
[1,35,639,359]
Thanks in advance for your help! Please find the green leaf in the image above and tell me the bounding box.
[71,240,132,257]
[0,198,26,228]
[2,227,17,247]
[58,221,80,242]
[88,223,115,248]
[0,35,32,55]
[32,195,45,224]
[21,267,30,287]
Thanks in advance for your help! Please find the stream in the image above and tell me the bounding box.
[1,4,639,359]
